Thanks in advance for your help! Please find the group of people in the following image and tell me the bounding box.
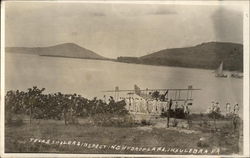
[104,95,242,118]
[225,102,240,115]
[122,97,167,114]
[106,96,191,115]
[207,101,240,116]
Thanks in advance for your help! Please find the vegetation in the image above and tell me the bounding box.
[161,108,186,119]
[5,86,129,125]
[6,43,106,60]
[4,87,242,154]
[5,115,242,154]
[117,42,243,72]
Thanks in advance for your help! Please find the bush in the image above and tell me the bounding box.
[198,119,210,127]
[5,111,13,125]
[208,111,224,120]
[5,87,129,123]
[5,110,24,126]
[161,108,186,119]
[15,117,24,126]
[197,137,209,147]
[6,116,24,126]
[141,119,152,126]
[174,108,186,119]
[92,114,136,127]
[161,109,174,117]
[172,119,178,127]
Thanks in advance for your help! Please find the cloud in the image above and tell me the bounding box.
[90,12,106,17]
[211,7,243,43]
[148,9,177,15]
[109,4,177,17]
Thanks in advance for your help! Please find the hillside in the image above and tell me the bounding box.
[117,42,243,71]
[6,43,106,60]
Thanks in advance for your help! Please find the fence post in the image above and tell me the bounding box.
[30,104,32,124]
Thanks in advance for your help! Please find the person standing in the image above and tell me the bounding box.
[131,97,135,112]
[174,101,178,111]
[183,101,189,117]
[134,98,138,113]
[214,102,220,113]
[141,98,146,113]
[146,99,150,113]
[156,99,160,114]
[125,97,130,111]
[211,101,215,112]
[207,106,212,114]
[152,99,157,114]
[225,103,231,116]
[167,99,173,128]
[232,115,238,132]
[233,104,239,115]
[103,95,107,104]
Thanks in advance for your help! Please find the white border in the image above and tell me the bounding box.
[1,1,6,157]
[243,3,250,156]
[1,0,249,6]
[1,1,249,157]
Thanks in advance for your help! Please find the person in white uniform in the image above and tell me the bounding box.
[225,103,231,116]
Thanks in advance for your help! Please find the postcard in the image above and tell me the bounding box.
[1,1,249,157]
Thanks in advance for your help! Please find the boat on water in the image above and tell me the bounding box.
[215,61,227,78]
[231,72,243,79]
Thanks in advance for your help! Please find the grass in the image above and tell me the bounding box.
[5,116,242,155]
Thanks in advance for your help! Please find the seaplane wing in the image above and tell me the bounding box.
[140,88,201,91]
[102,85,201,92]
[102,89,135,92]
[102,85,201,102]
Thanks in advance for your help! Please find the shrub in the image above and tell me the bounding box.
[172,119,178,127]
[92,114,136,127]
[5,111,13,125]
[161,109,174,117]
[141,119,152,126]
[14,117,24,126]
[197,137,209,147]
[5,87,129,123]
[161,108,185,119]
[174,108,186,119]
[5,113,24,126]
[208,111,224,120]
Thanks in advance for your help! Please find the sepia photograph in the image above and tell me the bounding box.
[1,0,249,157]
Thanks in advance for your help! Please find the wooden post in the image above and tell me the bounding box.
[64,111,67,125]
[213,113,216,130]
[167,115,170,128]
[30,104,32,124]
[167,99,172,128]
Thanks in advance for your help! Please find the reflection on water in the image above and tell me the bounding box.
[5,53,243,116]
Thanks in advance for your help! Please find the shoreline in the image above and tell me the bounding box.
[6,52,243,73]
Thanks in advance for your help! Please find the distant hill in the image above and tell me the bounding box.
[6,43,106,60]
[117,42,243,71]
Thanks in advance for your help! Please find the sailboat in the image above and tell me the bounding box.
[215,61,227,78]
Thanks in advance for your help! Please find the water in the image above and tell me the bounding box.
[5,53,243,116]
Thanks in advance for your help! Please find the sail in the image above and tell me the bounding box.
[216,62,224,75]
[134,84,141,96]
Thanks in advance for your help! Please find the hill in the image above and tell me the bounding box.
[6,43,106,60]
[117,42,243,71]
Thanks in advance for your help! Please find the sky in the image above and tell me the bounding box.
[4,2,244,58]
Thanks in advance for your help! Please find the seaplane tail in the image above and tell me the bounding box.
[134,84,141,96]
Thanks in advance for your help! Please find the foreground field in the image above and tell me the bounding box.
[5,116,242,155]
